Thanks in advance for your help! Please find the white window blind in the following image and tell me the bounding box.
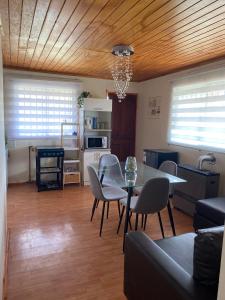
[4,76,81,139]
[168,73,225,151]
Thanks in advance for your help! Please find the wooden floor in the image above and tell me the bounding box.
[7,183,193,300]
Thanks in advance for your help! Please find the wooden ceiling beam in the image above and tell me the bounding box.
[2,0,225,81]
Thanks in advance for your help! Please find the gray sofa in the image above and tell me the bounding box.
[124,231,218,300]
[193,197,225,230]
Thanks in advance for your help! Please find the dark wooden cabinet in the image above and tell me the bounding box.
[108,92,137,161]
[143,149,178,168]
[173,164,220,216]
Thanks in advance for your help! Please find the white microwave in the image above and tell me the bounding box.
[85,136,108,149]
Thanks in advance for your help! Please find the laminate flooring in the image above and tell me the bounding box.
[7,184,193,300]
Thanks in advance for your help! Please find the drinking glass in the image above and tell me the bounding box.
[125,156,137,172]
[125,172,137,187]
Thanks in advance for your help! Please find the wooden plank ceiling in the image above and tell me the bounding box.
[1,0,225,81]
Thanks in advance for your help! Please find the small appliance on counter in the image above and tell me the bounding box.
[85,136,108,149]
[197,152,216,171]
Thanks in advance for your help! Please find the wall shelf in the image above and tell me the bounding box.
[63,147,80,151]
[62,136,78,140]
[84,129,112,132]
[61,122,81,186]
[64,159,80,164]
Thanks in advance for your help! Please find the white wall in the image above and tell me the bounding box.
[4,69,139,183]
[136,59,225,196]
[0,39,7,299]
[135,60,225,300]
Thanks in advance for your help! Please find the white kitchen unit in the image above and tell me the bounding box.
[83,98,112,185]
[83,98,112,112]
[83,98,112,149]
[83,149,111,185]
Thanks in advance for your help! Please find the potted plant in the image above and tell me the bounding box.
[77,91,90,108]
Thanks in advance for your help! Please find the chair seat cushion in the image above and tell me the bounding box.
[120,196,138,210]
[196,198,225,225]
[102,186,127,200]
[155,233,196,275]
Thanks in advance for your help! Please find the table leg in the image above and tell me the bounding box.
[123,186,133,252]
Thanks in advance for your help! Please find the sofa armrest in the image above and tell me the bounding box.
[124,232,217,300]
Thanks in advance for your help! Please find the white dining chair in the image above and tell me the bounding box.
[97,154,124,218]
[88,165,128,236]
[133,160,177,236]
[117,177,169,238]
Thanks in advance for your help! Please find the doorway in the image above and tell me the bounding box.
[108,92,137,161]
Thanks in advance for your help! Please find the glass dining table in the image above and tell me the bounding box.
[91,161,186,250]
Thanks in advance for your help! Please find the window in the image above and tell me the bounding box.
[168,73,225,151]
[4,76,81,139]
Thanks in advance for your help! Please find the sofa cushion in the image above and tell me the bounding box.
[196,198,225,225]
[155,232,196,275]
[193,226,224,286]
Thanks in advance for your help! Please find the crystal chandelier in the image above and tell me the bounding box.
[111,45,134,102]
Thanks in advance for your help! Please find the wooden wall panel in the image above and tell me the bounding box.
[9,0,23,65]
[55,0,156,72]
[17,0,37,65]
[1,0,225,81]
[28,0,66,69]
[0,0,10,64]
[34,0,80,67]
[23,0,51,67]
[39,0,95,69]
[46,0,110,70]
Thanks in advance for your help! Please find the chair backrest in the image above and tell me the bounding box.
[133,177,169,214]
[87,165,104,200]
[159,160,177,176]
[98,154,124,183]
[159,160,177,196]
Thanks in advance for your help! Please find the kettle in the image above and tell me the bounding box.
[197,153,216,170]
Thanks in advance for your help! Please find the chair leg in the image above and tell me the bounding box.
[117,206,125,234]
[117,201,121,217]
[141,214,144,228]
[167,200,176,236]
[90,198,97,221]
[96,199,99,208]
[135,213,139,231]
[157,212,165,238]
[99,201,106,237]
[143,214,148,231]
[106,202,109,219]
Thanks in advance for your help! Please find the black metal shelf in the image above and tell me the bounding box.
[39,167,62,174]
[36,147,64,192]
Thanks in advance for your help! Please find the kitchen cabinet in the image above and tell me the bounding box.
[83,150,111,185]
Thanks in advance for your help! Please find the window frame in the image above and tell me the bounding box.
[167,75,225,153]
[4,75,82,140]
